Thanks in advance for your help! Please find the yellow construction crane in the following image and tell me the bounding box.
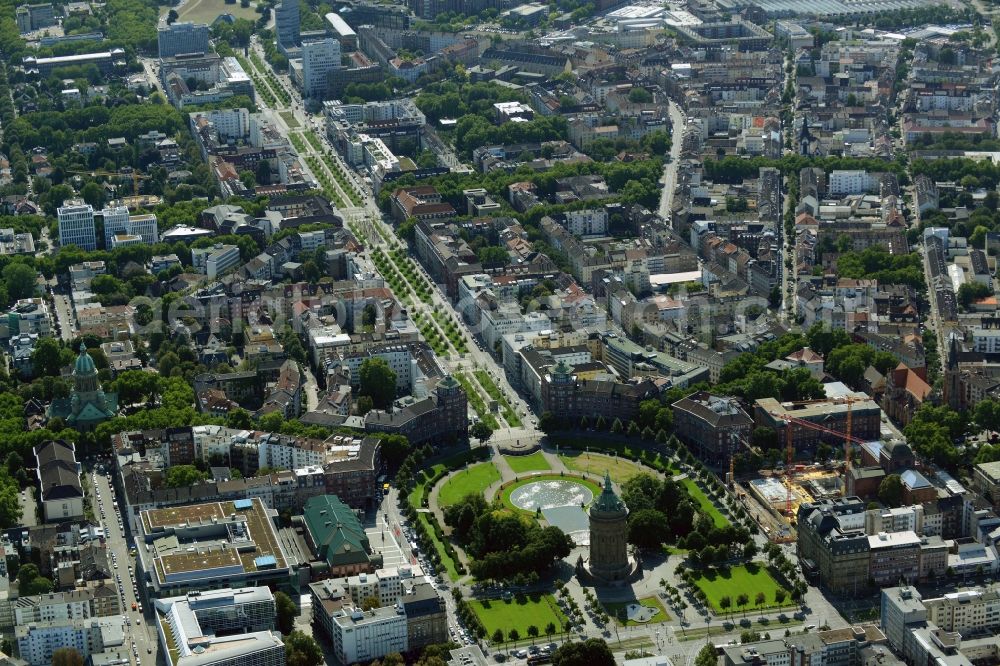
[65,169,151,197]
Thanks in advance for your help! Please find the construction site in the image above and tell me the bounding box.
[731,393,884,544]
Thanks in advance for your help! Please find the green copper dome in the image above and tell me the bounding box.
[590,471,627,516]
[74,342,97,375]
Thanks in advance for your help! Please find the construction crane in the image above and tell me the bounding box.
[728,430,753,489]
[65,169,152,197]
[769,400,871,516]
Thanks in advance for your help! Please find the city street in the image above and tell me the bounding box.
[301,364,320,412]
[18,487,37,528]
[50,286,76,342]
[90,465,157,666]
[658,99,686,223]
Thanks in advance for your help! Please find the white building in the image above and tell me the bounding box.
[337,344,425,393]
[562,208,608,237]
[257,432,324,470]
[361,135,399,173]
[154,587,284,666]
[330,604,408,665]
[57,199,97,251]
[323,12,356,49]
[925,589,1000,634]
[866,505,926,536]
[3,298,52,339]
[191,108,250,142]
[298,230,327,253]
[972,327,1000,354]
[345,565,423,608]
[828,170,878,196]
[301,37,340,99]
[13,589,111,626]
[307,324,351,366]
[191,243,241,278]
[16,617,124,666]
[102,204,158,248]
[947,539,999,576]
[481,305,551,351]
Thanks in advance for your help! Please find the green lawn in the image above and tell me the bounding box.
[498,474,602,514]
[604,596,670,626]
[163,0,260,24]
[549,435,728,528]
[558,451,646,484]
[691,564,792,614]
[470,593,567,639]
[505,452,551,474]
[437,462,501,507]
[682,478,729,528]
[279,112,300,128]
[549,435,680,474]
[405,448,490,581]
[415,513,459,580]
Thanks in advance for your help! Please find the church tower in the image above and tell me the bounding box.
[48,343,117,430]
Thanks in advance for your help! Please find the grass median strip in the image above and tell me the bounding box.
[454,373,499,429]
[473,369,520,427]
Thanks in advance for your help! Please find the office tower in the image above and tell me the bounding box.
[102,203,158,248]
[57,199,97,251]
[157,21,210,58]
[275,0,300,51]
[302,38,340,99]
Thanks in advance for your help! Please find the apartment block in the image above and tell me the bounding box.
[191,243,241,278]
[16,617,123,666]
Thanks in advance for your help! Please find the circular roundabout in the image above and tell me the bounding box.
[506,477,596,511]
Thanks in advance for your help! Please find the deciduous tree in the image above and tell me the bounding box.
[359,357,397,409]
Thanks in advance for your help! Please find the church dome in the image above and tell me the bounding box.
[74,342,97,375]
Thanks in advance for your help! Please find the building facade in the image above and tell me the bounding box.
[191,244,241,277]
[153,587,285,666]
[587,472,629,581]
[302,38,341,99]
[102,204,158,247]
[330,605,408,665]
[157,22,210,58]
[58,199,97,251]
[16,617,123,666]
[672,391,753,465]
[275,0,300,51]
